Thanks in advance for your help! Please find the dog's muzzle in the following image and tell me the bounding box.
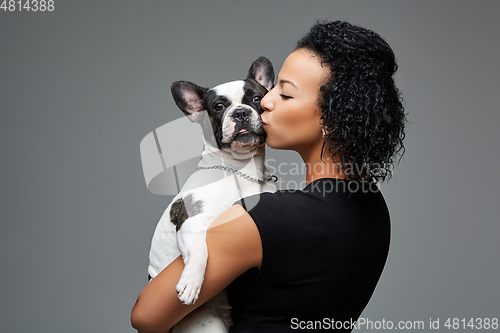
[222,106,265,146]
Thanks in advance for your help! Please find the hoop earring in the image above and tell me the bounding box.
[320,125,327,162]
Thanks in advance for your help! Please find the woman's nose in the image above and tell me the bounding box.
[260,87,274,112]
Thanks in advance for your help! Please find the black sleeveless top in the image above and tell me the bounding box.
[229,178,391,332]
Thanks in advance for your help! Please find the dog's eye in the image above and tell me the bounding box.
[252,95,262,103]
[214,103,225,111]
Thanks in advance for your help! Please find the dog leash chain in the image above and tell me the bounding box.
[195,165,277,184]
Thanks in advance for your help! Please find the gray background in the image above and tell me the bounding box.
[1,1,499,332]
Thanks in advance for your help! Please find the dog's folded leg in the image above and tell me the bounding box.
[175,215,212,305]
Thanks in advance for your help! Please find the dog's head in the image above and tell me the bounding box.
[171,57,274,154]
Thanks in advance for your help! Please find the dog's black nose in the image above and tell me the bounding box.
[233,109,251,122]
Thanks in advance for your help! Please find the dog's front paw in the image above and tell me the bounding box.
[176,271,204,305]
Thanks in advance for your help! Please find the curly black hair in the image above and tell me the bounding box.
[296,21,406,182]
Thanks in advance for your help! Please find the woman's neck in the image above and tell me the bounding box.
[299,145,347,185]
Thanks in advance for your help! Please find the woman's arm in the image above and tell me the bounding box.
[131,204,262,332]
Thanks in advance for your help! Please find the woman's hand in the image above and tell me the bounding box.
[131,204,262,332]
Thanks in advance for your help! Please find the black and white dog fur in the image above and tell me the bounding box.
[148,57,276,332]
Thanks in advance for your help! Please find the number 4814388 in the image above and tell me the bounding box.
[1,0,55,11]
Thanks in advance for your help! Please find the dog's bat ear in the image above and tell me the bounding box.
[247,57,275,91]
[171,81,208,123]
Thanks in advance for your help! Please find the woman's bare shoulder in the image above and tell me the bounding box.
[207,204,263,270]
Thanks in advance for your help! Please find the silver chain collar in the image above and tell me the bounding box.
[195,165,278,184]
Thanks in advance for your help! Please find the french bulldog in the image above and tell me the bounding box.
[148,57,276,332]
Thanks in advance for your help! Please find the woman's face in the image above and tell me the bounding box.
[260,49,330,155]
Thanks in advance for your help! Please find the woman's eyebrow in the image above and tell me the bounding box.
[279,79,297,89]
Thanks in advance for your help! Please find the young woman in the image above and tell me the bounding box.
[131,20,405,332]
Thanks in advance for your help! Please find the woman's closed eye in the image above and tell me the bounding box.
[280,94,293,100]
